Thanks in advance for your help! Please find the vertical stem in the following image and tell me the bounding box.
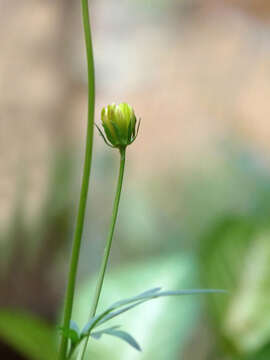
[58,0,95,359]
[91,149,126,317]
[78,148,126,360]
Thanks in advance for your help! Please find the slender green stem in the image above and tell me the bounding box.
[58,0,95,359]
[78,148,126,360]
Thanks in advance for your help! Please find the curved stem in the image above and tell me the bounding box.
[78,148,126,360]
[58,0,95,359]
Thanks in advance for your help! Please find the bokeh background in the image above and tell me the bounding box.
[1,0,270,359]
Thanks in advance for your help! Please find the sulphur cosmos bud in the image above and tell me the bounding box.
[97,103,140,149]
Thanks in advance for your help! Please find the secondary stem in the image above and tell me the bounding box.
[58,0,95,359]
[78,148,126,360]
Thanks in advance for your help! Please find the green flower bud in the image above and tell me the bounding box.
[97,103,140,149]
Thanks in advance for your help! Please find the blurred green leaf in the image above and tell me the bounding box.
[248,342,270,360]
[199,216,270,356]
[0,309,57,360]
[200,217,254,323]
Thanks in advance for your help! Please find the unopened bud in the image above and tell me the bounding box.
[97,103,140,149]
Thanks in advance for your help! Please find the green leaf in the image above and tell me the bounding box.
[91,327,141,351]
[91,326,121,336]
[98,289,225,326]
[109,288,224,315]
[111,287,162,308]
[82,288,225,334]
[73,254,206,360]
[248,342,270,360]
[90,325,120,339]
[81,309,112,336]
[94,300,147,328]
[0,309,57,360]
[199,216,270,355]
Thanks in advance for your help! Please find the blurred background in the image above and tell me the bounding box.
[1,0,270,359]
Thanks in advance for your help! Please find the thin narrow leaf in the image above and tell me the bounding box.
[155,289,226,297]
[82,288,225,334]
[90,326,121,339]
[81,307,114,336]
[91,328,141,351]
[81,289,161,336]
[97,289,226,327]
[97,300,147,327]
[110,288,224,311]
[138,287,162,297]
[111,287,162,308]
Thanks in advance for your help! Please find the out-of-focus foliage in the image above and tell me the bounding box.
[199,218,270,359]
[0,149,75,319]
[0,310,57,360]
[179,148,270,360]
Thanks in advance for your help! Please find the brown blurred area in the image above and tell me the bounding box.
[1,0,270,358]
[1,0,270,225]
[203,0,270,20]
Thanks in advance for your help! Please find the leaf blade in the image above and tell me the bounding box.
[111,287,162,308]
[91,328,141,351]
[82,288,226,334]
[97,289,226,327]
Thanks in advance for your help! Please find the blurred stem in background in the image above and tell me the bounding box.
[58,0,95,358]
[78,148,126,360]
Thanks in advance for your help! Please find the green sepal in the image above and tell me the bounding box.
[131,116,137,138]
[102,122,115,146]
[130,118,141,144]
[127,120,133,143]
[95,124,115,148]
